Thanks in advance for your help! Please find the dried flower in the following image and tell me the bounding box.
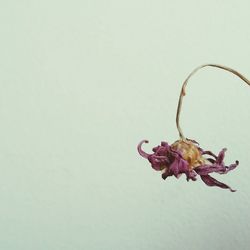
[137,64,250,192]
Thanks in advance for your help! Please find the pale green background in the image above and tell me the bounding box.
[0,1,250,250]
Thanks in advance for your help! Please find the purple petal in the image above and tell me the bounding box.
[216,148,227,165]
[195,161,239,175]
[138,140,172,171]
[148,155,168,171]
[195,147,239,175]
[187,170,197,181]
[200,175,236,192]
[216,160,239,174]
[169,157,189,178]
[161,148,190,179]
[137,140,150,159]
[137,138,238,191]
[195,164,224,175]
[227,161,239,172]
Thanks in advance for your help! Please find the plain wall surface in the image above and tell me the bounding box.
[0,1,250,249]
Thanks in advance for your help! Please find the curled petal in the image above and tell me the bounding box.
[226,161,239,173]
[137,141,172,171]
[216,160,239,174]
[195,161,239,175]
[195,148,239,176]
[137,140,150,159]
[200,175,236,192]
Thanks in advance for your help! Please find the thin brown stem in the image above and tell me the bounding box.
[176,64,250,140]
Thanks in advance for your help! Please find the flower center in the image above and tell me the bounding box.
[171,140,205,169]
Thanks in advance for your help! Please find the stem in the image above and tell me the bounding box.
[176,64,250,140]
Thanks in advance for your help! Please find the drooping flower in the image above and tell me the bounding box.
[137,64,250,192]
[138,139,239,192]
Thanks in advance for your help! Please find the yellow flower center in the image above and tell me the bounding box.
[171,140,205,169]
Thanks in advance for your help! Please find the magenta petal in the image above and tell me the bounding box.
[169,157,188,178]
[148,155,168,171]
[137,140,150,159]
[187,170,197,181]
[195,148,239,175]
[226,161,239,173]
[200,175,236,192]
[195,162,239,175]
[162,149,191,180]
[216,148,227,165]
[137,138,238,191]
[195,164,225,175]
[138,140,172,171]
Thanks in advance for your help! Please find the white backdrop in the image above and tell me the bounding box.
[0,1,250,249]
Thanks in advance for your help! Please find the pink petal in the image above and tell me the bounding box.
[137,140,150,159]
[200,175,236,192]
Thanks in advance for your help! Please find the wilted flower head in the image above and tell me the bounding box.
[137,64,250,192]
[138,139,239,192]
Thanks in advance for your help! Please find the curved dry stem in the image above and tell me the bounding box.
[176,64,250,140]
